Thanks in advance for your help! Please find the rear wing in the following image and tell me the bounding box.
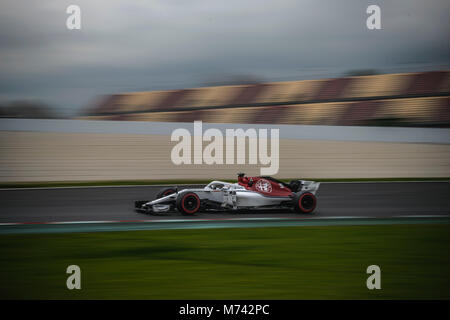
[300,180,320,195]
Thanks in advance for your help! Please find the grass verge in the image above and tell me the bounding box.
[0,224,449,299]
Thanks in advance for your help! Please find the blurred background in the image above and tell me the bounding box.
[79,70,450,127]
[0,0,450,301]
[0,0,449,182]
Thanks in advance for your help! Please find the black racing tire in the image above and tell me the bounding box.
[293,192,317,214]
[176,192,201,215]
[156,187,177,199]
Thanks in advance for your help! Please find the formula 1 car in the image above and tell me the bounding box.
[135,173,320,215]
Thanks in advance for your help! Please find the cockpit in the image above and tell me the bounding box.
[205,181,245,191]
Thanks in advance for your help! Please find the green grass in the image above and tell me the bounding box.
[0,224,449,299]
[1,177,449,189]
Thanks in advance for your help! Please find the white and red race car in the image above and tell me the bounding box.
[135,173,320,215]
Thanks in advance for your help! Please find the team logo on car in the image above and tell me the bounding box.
[255,179,272,193]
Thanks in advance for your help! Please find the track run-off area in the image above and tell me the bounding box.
[0,181,449,234]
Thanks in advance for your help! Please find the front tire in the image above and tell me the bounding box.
[176,192,201,215]
[293,192,317,213]
[156,187,177,199]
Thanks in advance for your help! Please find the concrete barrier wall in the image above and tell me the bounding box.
[2,119,450,144]
[1,127,449,182]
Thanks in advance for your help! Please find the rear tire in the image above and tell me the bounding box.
[293,192,317,213]
[156,187,177,199]
[176,192,201,215]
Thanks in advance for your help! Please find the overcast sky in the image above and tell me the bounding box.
[0,0,449,115]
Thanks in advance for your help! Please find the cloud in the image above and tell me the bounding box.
[0,0,449,114]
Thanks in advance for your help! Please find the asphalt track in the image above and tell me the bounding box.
[0,182,449,228]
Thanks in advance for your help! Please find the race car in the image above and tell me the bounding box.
[135,173,320,215]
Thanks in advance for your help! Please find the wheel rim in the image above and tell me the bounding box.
[182,194,200,213]
[299,194,315,212]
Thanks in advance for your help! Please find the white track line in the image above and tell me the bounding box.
[314,216,369,219]
[46,220,114,224]
[0,215,448,227]
[391,214,448,218]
